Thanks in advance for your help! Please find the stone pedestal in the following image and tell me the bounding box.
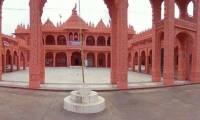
[64,85,106,114]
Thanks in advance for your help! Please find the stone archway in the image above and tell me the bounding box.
[13,51,18,71]
[87,52,95,67]
[27,0,129,89]
[46,35,55,45]
[6,49,11,72]
[56,52,67,67]
[97,36,106,46]
[57,35,66,45]
[141,51,145,73]
[175,31,194,81]
[97,53,106,67]
[45,52,53,67]
[86,36,95,46]
[71,51,82,66]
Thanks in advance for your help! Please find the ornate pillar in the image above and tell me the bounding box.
[110,1,118,84]
[67,52,71,66]
[3,53,7,73]
[40,48,45,84]
[53,52,56,67]
[132,56,135,71]
[23,52,26,70]
[17,55,20,70]
[95,53,98,67]
[145,55,149,73]
[0,0,3,79]
[191,1,200,83]
[55,35,57,45]
[138,55,141,72]
[116,0,128,89]
[29,0,42,88]
[151,0,162,82]
[10,54,13,72]
[163,0,175,85]
[43,35,46,45]
[105,53,108,67]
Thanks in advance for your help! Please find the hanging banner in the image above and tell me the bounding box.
[3,41,9,46]
[70,41,81,46]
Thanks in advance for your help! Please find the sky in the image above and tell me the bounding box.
[1,0,194,35]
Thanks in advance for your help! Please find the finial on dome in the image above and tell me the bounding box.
[73,3,77,11]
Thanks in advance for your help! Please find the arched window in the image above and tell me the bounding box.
[175,3,180,18]
[161,1,164,20]
[187,1,194,17]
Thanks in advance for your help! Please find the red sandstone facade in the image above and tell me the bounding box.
[14,8,135,68]
[0,0,199,89]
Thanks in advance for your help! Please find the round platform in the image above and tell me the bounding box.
[64,96,105,114]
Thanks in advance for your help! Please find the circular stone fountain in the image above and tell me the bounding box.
[64,85,106,114]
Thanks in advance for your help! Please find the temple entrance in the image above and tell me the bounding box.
[87,52,95,67]
[45,52,53,67]
[71,51,82,66]
[56,52,67,67]
[6,50,11,72]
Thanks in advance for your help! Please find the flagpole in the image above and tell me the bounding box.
[78,0,85,84]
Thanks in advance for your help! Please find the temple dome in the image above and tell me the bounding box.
[61,5,87,29]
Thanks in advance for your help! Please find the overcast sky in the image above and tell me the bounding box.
[1,0,194,35]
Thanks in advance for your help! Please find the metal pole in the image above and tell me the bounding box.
[78,0,85,84]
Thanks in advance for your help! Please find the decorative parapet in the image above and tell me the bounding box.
[43,18,55,28]
[127,28,152,49]
[16,23,29,30]
[95,19,109,29]
[132,28,152,42]
[175,18,196,31]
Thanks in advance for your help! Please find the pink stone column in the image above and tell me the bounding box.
[116,0,128,89]
[110,2,118,84]
[145,56,149,73]
[95,53,98,67]
[138,56,141,72]
[40,48,45,84]
[29,0,42,88]
[151,0,162,82]
[132,57,135,71]
[3,54,7,73]
[105,53,108,67]
[17,56,20,70]
[10,55,13,72]
[163,0,175,85]
[53,52,56,67]
[0,0,3,80]
[23,53,26,70]
[191,1,200,83]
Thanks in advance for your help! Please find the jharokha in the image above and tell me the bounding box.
[0,0,200,89]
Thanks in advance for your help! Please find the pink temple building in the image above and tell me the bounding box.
[9,7,135,69]
[0,0,200,89]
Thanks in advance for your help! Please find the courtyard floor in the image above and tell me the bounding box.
[0,85,200,120]
[0,66,191,90]
[2,67,152,83]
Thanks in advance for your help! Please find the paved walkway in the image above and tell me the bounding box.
[0,85,200,120]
